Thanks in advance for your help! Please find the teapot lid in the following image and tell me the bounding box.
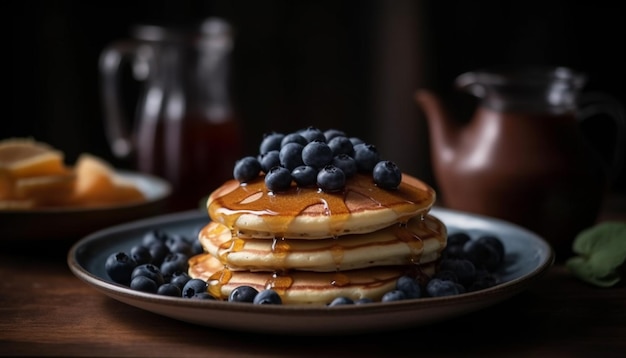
[455,65,587,112]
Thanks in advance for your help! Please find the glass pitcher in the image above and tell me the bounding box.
[100,18,243,211]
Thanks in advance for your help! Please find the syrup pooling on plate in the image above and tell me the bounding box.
[208,173,435,238]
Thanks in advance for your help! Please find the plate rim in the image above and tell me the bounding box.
[67,207,555,331]
[0,170,171,214]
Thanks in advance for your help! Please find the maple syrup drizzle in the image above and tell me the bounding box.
[330,272,350,287]
[208,266,232,298]
[198,173,442,301]
[330,243,344,271]
[199,214,445,276]
[208,173,435,237]
[265,272,294,296]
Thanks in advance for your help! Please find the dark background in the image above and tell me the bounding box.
[8,0,626,193]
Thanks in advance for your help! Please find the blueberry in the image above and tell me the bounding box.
[463,239,502,271]
[373,160,402,189]
[228,285,260,303]
[448,232,472,247]
[280,133,308,148]
[426,278,461,297]
[323,128,346,142]
[442,244,465,260]
[328,296,354,306]
[182,278,208,298]
[302,140,333,169]
[327,136,355,156]
[190,239,204,256]
[105,251,137,285]
[192,292,217,300]
[165,234,193,257]
[442,232,472,259]
[396,275,421,299]
[354,297,374,304]
[130,276,158,293]
[233,156,261,183]
[142,229,169,247]
[381,290,407,302]
[160,252,190,276]
[468,271,498,292]
[317,165,346,192]
[291,165,318,187]
[129,244,152,265]
[476,235,505,262]
[299,126,326,143]
[148,241,169,267]
[439,258,476,288]
[157,283,182,297]
[259,132,285,154]
[353,143,380,172]
[259,150,281,173]
[265,166,293,192]
[170,272,192,290]
[432,270,459,283]
[253,289,282,304]
[332,154,357,178]
[279,142,304,170]
[349,137,365,146]
[131,264,165,286]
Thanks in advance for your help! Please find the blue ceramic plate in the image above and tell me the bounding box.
[67,207,554,335]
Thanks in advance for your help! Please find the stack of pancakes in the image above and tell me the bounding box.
[188,172,447,305]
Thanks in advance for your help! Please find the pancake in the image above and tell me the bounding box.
[207,173,436,239]
[190,128,446,304]
[188,253,437,305]
[199,214,447,272]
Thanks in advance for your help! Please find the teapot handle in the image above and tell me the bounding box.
[99,40,148,159]
[454,71,487,97]
[578,92,626,185]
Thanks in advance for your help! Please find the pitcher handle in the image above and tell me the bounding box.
[99,40,146,158]
[578,91,626,185]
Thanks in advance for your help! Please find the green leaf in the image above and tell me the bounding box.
[566,222,626,287]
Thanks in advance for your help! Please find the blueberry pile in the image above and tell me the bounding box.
[105,229,206,298]
[326,231,505,306]
[105,229,505,305]
[233,127,402,192]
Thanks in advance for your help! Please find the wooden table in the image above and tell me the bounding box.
[1,197,625,357]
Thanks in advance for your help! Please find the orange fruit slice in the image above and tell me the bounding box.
[0,138,71,201]
[14,174,76,206]
[72,153,144,206]
[0,138,145,209]
[0,138,68,178]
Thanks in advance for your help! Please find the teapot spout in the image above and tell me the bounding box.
[414,89,461,161]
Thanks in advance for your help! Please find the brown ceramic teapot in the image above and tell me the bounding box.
[415,66,625,259]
